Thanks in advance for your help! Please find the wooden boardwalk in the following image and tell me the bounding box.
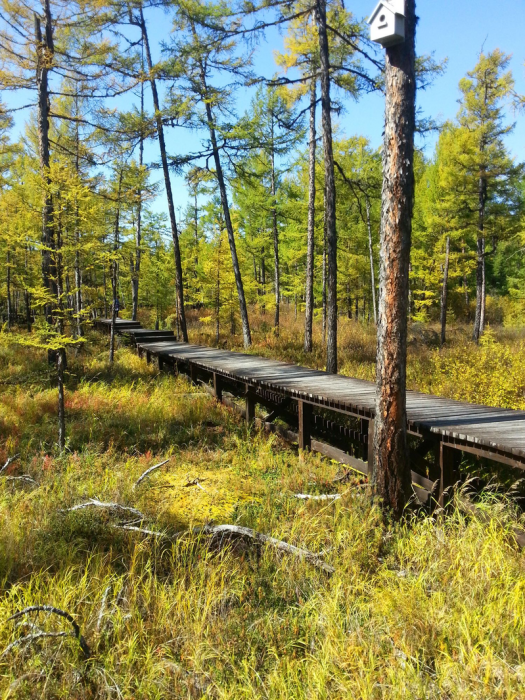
[95,318,525,505]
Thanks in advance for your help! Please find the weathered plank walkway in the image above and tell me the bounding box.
[95,318,525,506]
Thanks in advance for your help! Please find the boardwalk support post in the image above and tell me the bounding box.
[245,384,256,424]
[298,400,312,452]
[213,373,223,403]
[439,441,458,508]
[367,418,375,474]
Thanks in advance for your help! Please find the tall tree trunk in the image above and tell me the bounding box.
[366,196,377,325]
[139,7,187,341]
[316,0,337,373]
[198,65,251,348]
[6,250,11,330]
[35,2,56,363]
[322,240,327,345]
[261,248,266,315]
[73,99,83,338]
[109,171,123,365]
[55,204,66,450]
[271,132,280,334]
[131,66,144,322]
[372,0,416,519]
[215,233,221,343]
[440,235,450,347]
[304,81,317,353]
[462,245,469,318]
[473,168,487,342]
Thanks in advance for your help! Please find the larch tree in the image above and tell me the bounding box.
[456,50,517,342]
[371,0,417,519]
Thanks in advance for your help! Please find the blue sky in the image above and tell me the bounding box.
[5,0,525,217]
[147,0,525,215]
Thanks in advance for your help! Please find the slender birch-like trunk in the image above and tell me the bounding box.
[440,235,450,347]
[304,81,317,352]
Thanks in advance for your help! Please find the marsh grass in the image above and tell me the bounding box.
[1,325,525,698]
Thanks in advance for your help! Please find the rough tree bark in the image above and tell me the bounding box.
[304,81,317,353]
[316,0,337,373]
[440,235,450,347]
[372,0,417,519]
[139,7,187,341]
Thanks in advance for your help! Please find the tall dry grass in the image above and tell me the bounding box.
[0,324,524,698]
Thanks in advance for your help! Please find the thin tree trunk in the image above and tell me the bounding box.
[366,196,377,325]
[6,250,11,330]
[73,99,83,338]
[261,248,266,315]
[480,238,486,334]
[316,0,337,373]
[199,67,251,348]
[271,137,280,334]
[462,245,469,318]
[109,171,123,365]
[215,232,222,343]
[131,67,144,322]
[322,241,327,345]
[35,3,57,363]
[440,235,450,347]
[55,204,66,450]
[139,7,187,341]
[372,0,416,519]
[304,81,317,353]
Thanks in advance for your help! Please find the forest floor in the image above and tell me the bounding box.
[1,317,525,699]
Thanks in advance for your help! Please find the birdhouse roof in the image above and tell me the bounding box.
[368,0,404,24]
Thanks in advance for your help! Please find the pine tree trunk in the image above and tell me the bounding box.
[316,0,337,373]
[304,81,317,353]
[201,77,251,348]
[140,8,187,341]
[440,235,450,347]
[261,248,266,315]
[366,196,378,325]
[216,234,221,343]
[372,0,416,519]
[322,242,327,345]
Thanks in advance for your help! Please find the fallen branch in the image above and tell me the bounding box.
[133,459,171,490]
[7,606,91,659]
[6,475,37,485]
[201,524,335,575]
[1,632,68,657]
[294,494,341,501]
[64,499,145,520]
[183,478,207,491]
[0,454,20,475]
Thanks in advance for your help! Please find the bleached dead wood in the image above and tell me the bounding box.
[114,521,334,573]
[133,459,171,490]
[0,454,20,475]
[6,475,37,485]
[64,499,145,520]
[1,631,68,657]
[6,605,91,658]
[201,524,335,575]
[294,494,341,501]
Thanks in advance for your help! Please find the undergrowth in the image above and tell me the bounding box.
[0,325,524,698]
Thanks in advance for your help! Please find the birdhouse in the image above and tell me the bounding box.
[368,0,405,48]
